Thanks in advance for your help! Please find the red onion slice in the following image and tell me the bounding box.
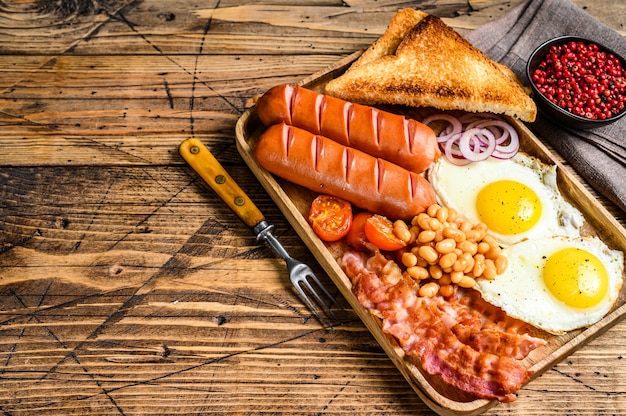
[422,114,463,143]
[443,137,473,166]
[459,129,497,162]
[423,113,520,164]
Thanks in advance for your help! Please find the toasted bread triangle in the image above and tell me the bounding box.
[325,12,537,122]
[349,8,429,71]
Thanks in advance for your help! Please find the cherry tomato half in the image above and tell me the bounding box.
[346,211,374,251]
[364,214,406,251]
[308,195,353,242]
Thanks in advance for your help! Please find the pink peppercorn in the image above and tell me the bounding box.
[532,40,625,120]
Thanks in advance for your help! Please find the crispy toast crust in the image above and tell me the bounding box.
[325,12,537,122]
[349,9,428,71]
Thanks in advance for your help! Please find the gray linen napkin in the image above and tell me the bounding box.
[465,0,626,213]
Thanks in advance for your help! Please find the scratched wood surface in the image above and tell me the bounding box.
[0,0,625,415]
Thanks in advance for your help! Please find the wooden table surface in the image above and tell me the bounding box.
[1,1,625,415]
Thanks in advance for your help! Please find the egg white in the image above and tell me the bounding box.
[428,152,584,246]
[475,236,624,334]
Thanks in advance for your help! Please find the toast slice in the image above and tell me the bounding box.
[349,9,527,91]
[348,8,428,71]
[325,12,537,122]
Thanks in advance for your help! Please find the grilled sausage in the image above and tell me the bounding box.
[255,83,440,174]
[254,123,437,220]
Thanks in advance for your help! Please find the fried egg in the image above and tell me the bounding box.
[428,153,584,246]
[475,236,624,334]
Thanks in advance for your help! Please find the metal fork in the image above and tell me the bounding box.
[179,138,343,328]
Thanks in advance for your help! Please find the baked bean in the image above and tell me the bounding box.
[495,255,508,275]
[460,251,474,262]
[401,252,418,268]
[435,238,456,254]
[465,229,482,243]
[439,252,457,269]
[443,226,466,243]
[407,266,429,280]
[458,240,477,256]
[472,254,485,277]
[419,282,440,297]
[427,204,441,218]
[436,206,449,223]
[393,220,412,243]
[442,226,460,238]
[418,230,436,243]
[438,284,455,297]
[486,242,501,259]
[401,204,509,291]
[453,252,472,272]
[459,251,474,267]
[434,228,444,242]
[418,245,439,264]
[483,259,497,280]
[429,264,443,280]
[416,213,431,230]
[428,217,442,231]
[483,234,496,244]
[459,221,472,234]
[450,270,464,284]
[439,273,452,286]
[415,255,428,268]
[447,207,459,223]
[463,257,475,274]
[473,222,488,236]
[477,241,491,254]
[458,275,477,288]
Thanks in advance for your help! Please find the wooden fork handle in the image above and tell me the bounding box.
[179,138,265,228]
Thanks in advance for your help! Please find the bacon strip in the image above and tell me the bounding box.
[340,250,546,403]
[447,291,546,360]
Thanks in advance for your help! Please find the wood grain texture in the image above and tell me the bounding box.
[1,0,625,415]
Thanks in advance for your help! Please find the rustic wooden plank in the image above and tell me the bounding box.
[1,0,622,56]
[0,0,138,54]
[0,168,408,414]
[0,53,340,105]
[0,53,345,167]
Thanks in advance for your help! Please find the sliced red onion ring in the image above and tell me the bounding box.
[460,129,497,162]
[443,136,472,166]
[422,113,463,143]
[485,120,519,157]
[423,113,520,164]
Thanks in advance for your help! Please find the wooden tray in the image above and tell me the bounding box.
[234,52,626,415]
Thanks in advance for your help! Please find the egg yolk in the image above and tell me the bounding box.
[476,180,542,235]
[543,247,609,309]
